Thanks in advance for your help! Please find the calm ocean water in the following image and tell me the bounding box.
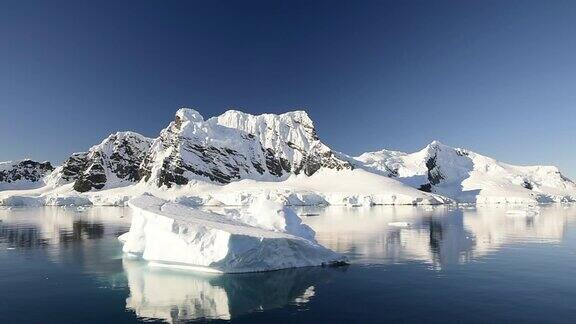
[1,205,575,323]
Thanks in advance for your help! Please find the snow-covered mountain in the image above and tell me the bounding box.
[356,141,576,203]
[1,108,574,206]
[0,160,54,190]
[139,108,352,187]
[47,131,153,192]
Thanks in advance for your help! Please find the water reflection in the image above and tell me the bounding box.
[123,258,340,322]
[1,205,574,322]
[0,207,131,248]
[0,206,131,270]
[301,205,571,269]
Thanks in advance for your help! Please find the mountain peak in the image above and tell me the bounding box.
[176,108,204,123]
[426,140,449,149]
[282,110,313,126]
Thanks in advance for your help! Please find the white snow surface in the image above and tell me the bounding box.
[119,194,345,273]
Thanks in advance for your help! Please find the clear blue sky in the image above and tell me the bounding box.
[1,0,575,177]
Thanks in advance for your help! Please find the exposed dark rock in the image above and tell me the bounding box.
[59,153,89,182]
[426,153,443,185]
[522,180,533,190]
[264,148,284,177]
[419,183,432,192]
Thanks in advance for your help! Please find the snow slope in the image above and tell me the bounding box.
[0,168,447,207]
[356,141,576,204]
[119,194,346,273]
[214,169,447,206]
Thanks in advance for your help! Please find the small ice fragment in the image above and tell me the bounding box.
[298,213,320,217]
[505,209,539,217]
[388,221,410,227]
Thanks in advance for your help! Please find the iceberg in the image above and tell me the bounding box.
[119,194,347,273]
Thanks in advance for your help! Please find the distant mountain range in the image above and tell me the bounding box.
[1,108,575,205]
[355,140,576,203]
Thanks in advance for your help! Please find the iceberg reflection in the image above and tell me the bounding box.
[123,258,339,322]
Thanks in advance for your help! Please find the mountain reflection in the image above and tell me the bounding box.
[301,205,570,269]
[123,259,340,322]
[0,206,131,249]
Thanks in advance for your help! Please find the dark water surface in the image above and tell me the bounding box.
[1,205,575,323]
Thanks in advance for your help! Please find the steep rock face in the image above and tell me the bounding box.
[0,160,54,188]
[48,132,153,192]
[212,110,352,177]
[140,109,353,188]
[49,152,89,185]
[356,141,576,202]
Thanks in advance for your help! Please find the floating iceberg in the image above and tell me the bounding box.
[119,194,347,273]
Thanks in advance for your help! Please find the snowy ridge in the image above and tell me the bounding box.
[356,141,576,203]
[119,194,346,273]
